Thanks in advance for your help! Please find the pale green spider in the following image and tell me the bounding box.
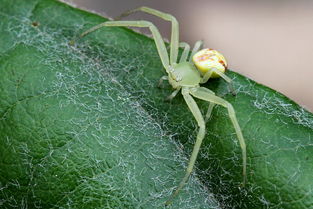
[78,7,246,205]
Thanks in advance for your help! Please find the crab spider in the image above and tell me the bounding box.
[78,7,246,205]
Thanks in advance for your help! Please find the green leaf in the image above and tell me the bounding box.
[0,0,312,208]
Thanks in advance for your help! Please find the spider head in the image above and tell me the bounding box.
[192,48,227,78]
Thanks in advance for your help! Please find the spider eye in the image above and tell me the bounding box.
[192,48,227,78]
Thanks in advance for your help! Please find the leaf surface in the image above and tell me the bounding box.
[0,0,312,208]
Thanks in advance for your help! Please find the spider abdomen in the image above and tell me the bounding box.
[193,48,227,78]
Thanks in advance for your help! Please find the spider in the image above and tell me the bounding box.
[78,7,246,205]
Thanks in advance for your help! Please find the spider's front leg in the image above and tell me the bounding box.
[78,20,176,76]
[165,87,206,205]
[114,6,179,65]
[189,86,247,184]
[166,86,247,205]
[198,87,216,122]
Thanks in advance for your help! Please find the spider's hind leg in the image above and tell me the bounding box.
[201,68,236,96]
[189,40,204,62]
[179,42,190,63]
[212,69,236,96]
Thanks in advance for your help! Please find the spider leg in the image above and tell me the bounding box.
[189,86,247,185]
[179,42,190,63]
[193,87,216,122]
[80,21,174,75]
[205,103,216,122]
[165,87,181,101]
[166,87,206,205]
[189,40,204,62]
[201,68,236,95]
[158,76,168,88]
[115,7,179,65]
[200,69,214,84]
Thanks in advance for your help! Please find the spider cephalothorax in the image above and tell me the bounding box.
[78,6,246,206]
